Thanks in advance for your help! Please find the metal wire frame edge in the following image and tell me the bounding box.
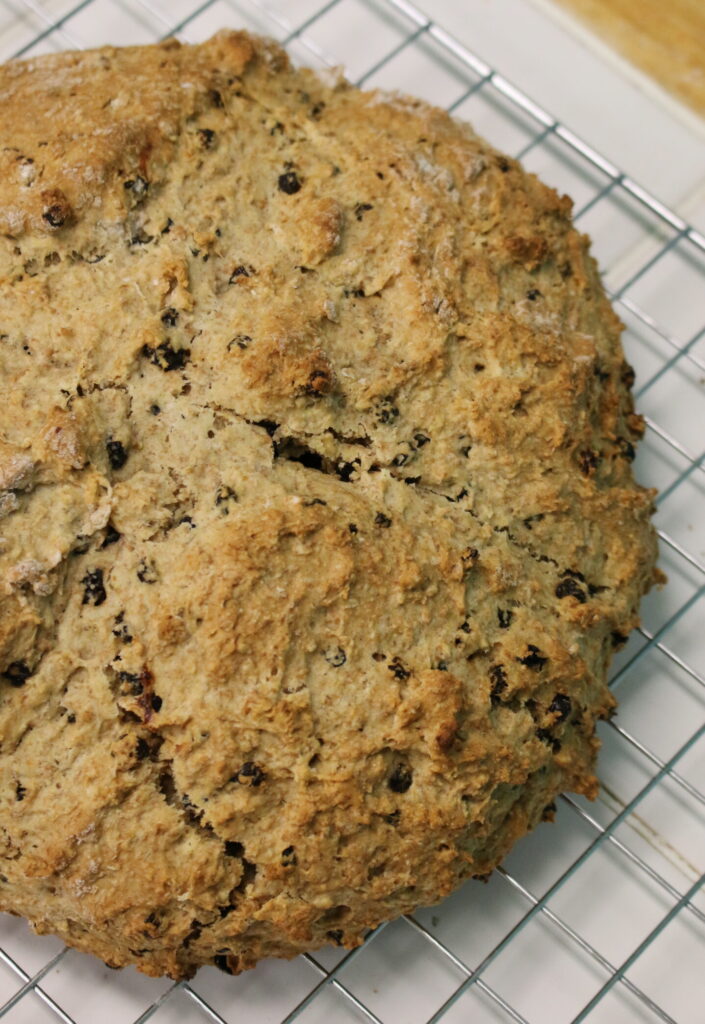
[403,915,532,1024]
[653,436,705,504]
[422,713,705,1023]
[495,868,678,1024]
[282,930,388,1023]
[0,946,74,1022]
[609,582,705,693]
[658,529,705,577]
[12,0,93,58]
[121,926,394,1024]
[604,615,705,811]
[561,794,705,928]
[571,869,705,1023]
[604,590,705,812]
[399,864,677,1024]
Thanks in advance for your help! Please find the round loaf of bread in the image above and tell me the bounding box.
[0,31,657,978]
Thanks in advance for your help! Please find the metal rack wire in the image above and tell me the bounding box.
[0,0,703,1021]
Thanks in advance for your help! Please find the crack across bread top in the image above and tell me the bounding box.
[0,31,657,978]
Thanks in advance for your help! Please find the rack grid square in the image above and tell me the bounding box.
[0,0,703,1021]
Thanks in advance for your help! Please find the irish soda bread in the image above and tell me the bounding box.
[0,31,658,978]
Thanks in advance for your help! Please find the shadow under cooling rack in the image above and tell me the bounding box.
[0,0,703,1022]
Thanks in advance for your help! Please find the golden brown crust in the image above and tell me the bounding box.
[0,31,657,978]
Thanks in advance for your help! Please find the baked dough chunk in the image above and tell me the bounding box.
[0,32,657,977]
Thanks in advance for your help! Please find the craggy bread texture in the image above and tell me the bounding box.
[0,32,658,978]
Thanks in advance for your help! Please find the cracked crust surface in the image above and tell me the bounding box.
[0,31,657,978]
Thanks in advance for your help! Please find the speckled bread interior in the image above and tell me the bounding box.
[0,31,658,978]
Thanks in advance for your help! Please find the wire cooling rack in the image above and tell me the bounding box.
[1,0,704,1021]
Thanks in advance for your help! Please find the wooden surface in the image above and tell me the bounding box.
[553,0,705,118]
